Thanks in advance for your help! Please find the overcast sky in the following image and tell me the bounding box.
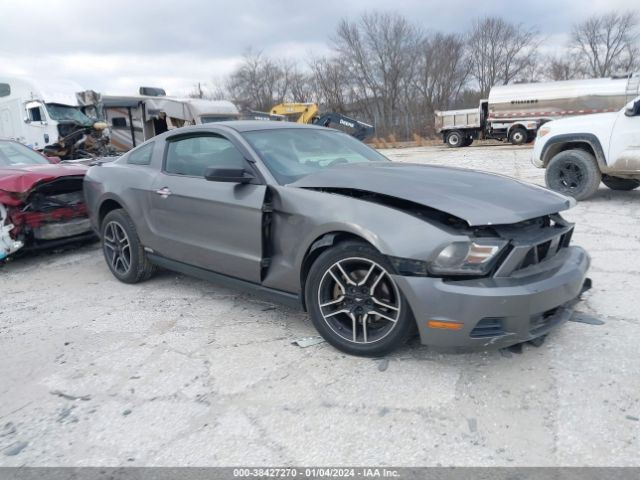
[0,0,636,96]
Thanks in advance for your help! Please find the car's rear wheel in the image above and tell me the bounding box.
[602,175,640,191]
[545,149,601,200]
[305,241,414,357]
[101,209,156,283]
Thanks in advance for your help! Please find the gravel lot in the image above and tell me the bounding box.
[1,142,639,466]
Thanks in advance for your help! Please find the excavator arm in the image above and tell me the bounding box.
[313,113,375,141]
[270,103,320,123]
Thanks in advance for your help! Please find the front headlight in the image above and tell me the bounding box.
[429,239,508,276]
[537,127,551,138]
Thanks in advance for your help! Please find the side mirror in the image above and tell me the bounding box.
[204,167,256,184]
[625,99,640,117]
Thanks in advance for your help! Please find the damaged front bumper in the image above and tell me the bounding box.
[1,177,94,259]
[395,246,591,349]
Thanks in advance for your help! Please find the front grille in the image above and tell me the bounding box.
[470,317,505,338]
[493,215,574,277]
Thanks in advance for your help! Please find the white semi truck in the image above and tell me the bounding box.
[435,74,640,148]
[0,77,110,159]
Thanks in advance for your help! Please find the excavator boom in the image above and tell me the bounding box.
[270,102,320,123]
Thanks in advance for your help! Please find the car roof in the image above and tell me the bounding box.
[184,120,328,133]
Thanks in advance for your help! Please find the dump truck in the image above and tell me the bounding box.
[435,73,640,147]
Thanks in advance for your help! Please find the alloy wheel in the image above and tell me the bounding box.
[317,257,401,344]
[103,221,132,276]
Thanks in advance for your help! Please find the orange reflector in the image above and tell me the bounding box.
[428,320,464,330]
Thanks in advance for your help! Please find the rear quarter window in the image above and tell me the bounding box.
[127,142,154,166]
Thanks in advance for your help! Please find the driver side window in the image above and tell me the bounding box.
[165,135,246,177]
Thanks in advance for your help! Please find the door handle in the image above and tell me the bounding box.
[155,187,172,198]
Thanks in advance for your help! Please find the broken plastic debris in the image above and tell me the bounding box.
[292,336,325,348]
[569,312,605,325]
[378,358,389,371]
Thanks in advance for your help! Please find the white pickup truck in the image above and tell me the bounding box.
[532,95,640,200]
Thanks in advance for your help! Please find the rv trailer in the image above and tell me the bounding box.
[78,88,240,152]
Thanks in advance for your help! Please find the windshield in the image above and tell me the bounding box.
[46,103,94,127]
[243,128,388,184]
[0,141,49,166]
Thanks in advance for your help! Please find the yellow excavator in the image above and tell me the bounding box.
[269,102,375,141]
[270,102,320,123]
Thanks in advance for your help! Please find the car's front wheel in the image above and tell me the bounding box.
[602,175,640,191]
[305,241,414,357]
[101,209,156,283]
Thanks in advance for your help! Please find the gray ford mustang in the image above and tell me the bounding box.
[84,121,591,356]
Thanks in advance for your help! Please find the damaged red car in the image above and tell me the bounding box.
[0,139,94,261]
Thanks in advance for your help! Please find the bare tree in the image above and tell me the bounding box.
[226,49,291,111]
[467,16,539,96]
[571,11,639,77]
[543,54,584,81]
[414,32,470,112]
[332,11,422,135]
[308,56,350,113]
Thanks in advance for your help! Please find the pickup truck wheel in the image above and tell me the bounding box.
[446,130,464,148]
[305,241,414,357]
[508,128,527,145]
[602,176,640,191]
[101,209,157,283]
[545,149,601,200]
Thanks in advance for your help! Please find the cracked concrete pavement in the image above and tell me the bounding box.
[1,143,639,466]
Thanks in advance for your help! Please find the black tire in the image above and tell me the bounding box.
[602,176,640,191]
[508,128,527,145]
[304,241,414,357]
[101,209,156,283]
[545,149,601,200]
[462,136,474,147]
[446,130,464,148]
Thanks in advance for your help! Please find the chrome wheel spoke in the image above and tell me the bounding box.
[324,308,349,318]
[336,262,357,285]
[372,297,399,311]
[348,312,357,342]
[362,313,368,343]
[328,270,346,293]
[358,264,376,286]
[369,271,385,295]
[368,308,398,323]
[320,296,344,308]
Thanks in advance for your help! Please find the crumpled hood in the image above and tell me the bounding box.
[289,162,573,226]
[0,163,87,205]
